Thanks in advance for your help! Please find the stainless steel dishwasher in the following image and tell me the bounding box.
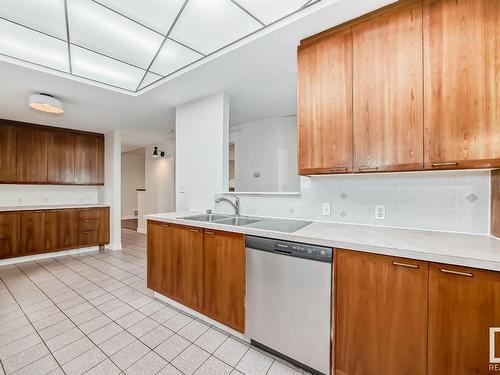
[246,236,332,375]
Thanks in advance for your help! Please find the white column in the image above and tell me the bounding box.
[175,93,229,211]
[100,130,122,250]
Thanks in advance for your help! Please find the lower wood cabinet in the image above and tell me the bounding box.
[428,263,500,375]
[204,229,245,332]
[147,222,245,333]
[18,211,46,256]
[335,250,428,375]
[0,207,109,260]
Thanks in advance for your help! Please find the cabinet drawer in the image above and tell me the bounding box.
[78,217,99,230]
[78,229,98,246]
[76,208,99,219]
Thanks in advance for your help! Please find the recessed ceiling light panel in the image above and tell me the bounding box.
[0,19,69,72]
[29,93,64,114]
[170,0,262,55]
[71,45,145,91]
[0,0,67,39]
[138,72,162,90]
[96,0,185,35]
[235,0,309,25]
[151,39,203,77]
[67,0,164,69]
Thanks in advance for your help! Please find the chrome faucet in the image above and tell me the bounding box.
[215,195,240,216]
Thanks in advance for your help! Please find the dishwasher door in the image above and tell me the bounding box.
[246,243,332,375]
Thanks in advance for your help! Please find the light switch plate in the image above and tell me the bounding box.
[375,205,386,220]
[322,202,331,216]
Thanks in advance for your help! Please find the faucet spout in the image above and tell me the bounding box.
[215,195,240,216]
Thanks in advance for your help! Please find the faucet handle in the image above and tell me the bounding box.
[205,209,213,215]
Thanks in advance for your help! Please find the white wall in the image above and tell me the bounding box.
[231,116,299,192]
[139,141,175,233]
[176,93,229,211]
[0,185,99,206]
[121,152,145,219]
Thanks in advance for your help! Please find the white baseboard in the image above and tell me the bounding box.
[153,292,248,342]
[106,242,122,251]
[121,215,138,220]
[0,246,99,266]
[137,227,146,234]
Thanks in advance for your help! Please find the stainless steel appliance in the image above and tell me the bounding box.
[245,236,332,375]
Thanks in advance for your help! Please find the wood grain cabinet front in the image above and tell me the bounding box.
[75,134,104,185]
[47,130,75,184]
[45,209,76,251]
[204,229,245,332]
[0,123,17,183]
[0,213,19,259]
[17,127,49,183]
[335,250,428,375]
[18,211,46,256]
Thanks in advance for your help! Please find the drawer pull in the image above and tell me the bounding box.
[161,224,170,227]
[205,231,215,235]
[392,261,419,269]
[188,229,200,233]
[330,167,348,172]
[83,219,91,223]
[440,268,473,277]
[432,162,459,167]
[83,230,92,234]
[358,166,379,171]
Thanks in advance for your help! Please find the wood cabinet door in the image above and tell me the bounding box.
[429,263,500,375]
[47,130,75,184]
[17,127,48,183]
[147,221,173,295]
[335,250,428,375]
[75,134,102,185]
[0,123,17,183]
[424,0,500,170]
[98,207,110,245]
[0,213,19,259]
[353,1,423,172]
[45,209,76,251]
[203,230,245,332]
[171,225,204,311]
[18,211,46,255]
[297,29,353,175]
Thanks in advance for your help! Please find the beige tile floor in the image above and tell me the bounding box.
[0,229,306,375]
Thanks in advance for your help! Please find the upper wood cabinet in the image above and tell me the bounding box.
[204,230,245,332]
[47,130,75,184]
[0,123,17,183]
[0,119,104,185]
[424,0,500,170]
[428,263,500,374]
[298,28,353,175]
[75,134,104,185]
[352,1,423,172]
[335,250,428,375]
[17,126,48,183]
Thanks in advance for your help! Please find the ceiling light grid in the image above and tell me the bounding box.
[0,0,323,93]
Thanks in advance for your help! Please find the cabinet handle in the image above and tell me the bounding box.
[188,229,200,233]
[83,230,92,234]
[205,231,215,235]
[392,261,419,269]
[83,219,91,222]
[440,268,473,277]
[358,166,379,171]
[432,162,459,168]
[329,167,348,172]
[161,224,169,227]
[35,210,44,213]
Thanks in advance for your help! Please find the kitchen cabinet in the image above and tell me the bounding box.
[45,209,76,251]
[335,250,428,375]
[18,211,46,255]
[297,28,353,175]
[17,126,48,183]
[170,225,204,311]
[98,207,110,246]
[0,123,17,183]
[204,230,245,332]
[423,0,500,170]
[352,1,423,172]
[0,213,19,259]
[75,133,104,185]
[47,130,75,184]
[428,263,500,375]
[147,221,173,295]
[75,208,99,247]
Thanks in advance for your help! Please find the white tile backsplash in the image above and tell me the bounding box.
[0,185,100,206]
[218,170,491,235]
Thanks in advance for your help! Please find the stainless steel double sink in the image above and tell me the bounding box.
[177,213,312,233]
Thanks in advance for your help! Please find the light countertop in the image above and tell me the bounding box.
[0,204,110,212]
[146,211,500,272]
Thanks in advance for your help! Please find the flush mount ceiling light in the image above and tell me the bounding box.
[28,93,64,114]
[152,146,165,158]
[0,0,323,94]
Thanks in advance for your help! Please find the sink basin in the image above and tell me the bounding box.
[178,214,233,222]
[216,217,261,226]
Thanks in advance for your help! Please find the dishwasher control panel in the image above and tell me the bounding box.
[246,236,332,263]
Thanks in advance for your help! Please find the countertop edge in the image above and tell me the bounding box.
[0,204,111,212]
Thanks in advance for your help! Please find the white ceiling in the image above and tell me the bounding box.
[0,0,326,93]
[0,0,394,148]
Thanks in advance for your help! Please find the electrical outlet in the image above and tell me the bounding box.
[322,202,331,216]
[375,205,386,220]
[42,196,48,202]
